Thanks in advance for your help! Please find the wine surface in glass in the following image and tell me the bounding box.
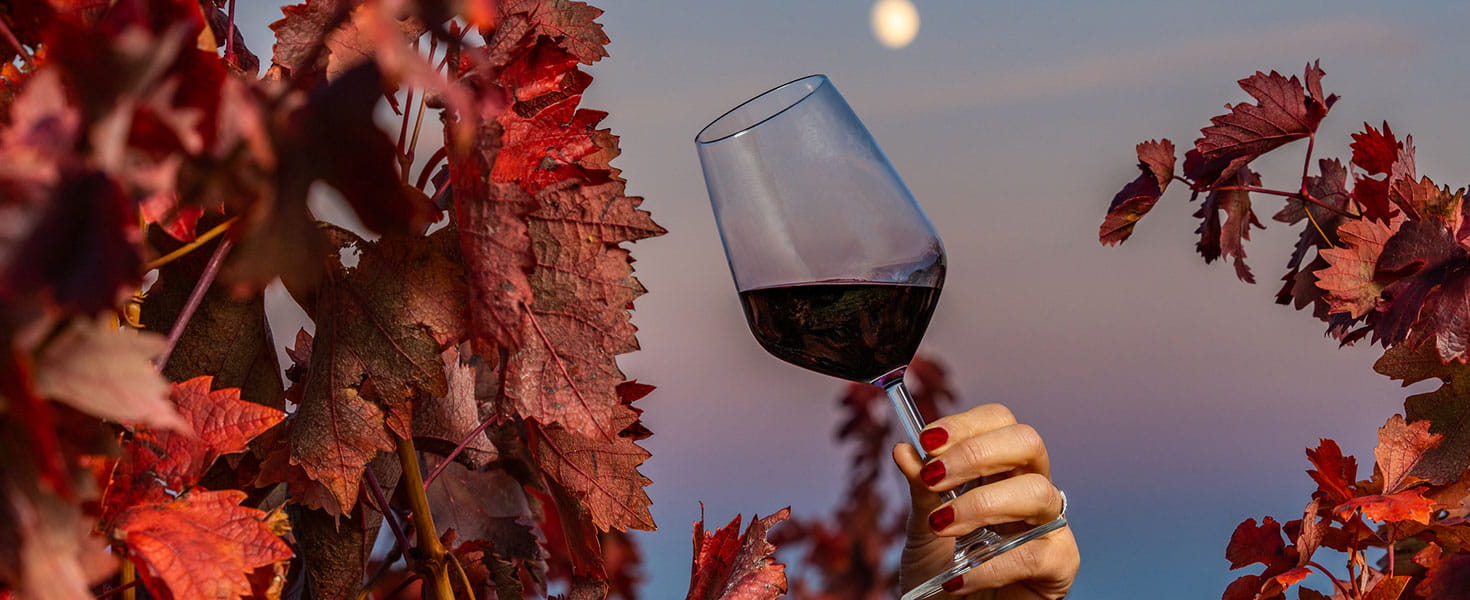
[738,281,941,383]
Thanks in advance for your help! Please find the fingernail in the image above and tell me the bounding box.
[920,460,946,487]
[942,575,964,593]
[928,506,954,532]
[920,427,948,453]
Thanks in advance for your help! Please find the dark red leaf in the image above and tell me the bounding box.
[1194,168,1263,283]
[1192,62,1337,185]
[1306,439,1358,506]
[685,508,790,600]
[1226,517,1286,569]
[1100,139,1175,245]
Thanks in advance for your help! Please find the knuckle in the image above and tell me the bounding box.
[966,486,1002,518]
[976,403,1016,427]
[1017,472,1055,505]
[1008,423,1044,454]
[1012,542,1045,575]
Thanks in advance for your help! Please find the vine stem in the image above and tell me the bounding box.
[153,237,232,371]
[1209,185,1357,219]
[222,0,237,65]
[363,467,411,553]
[145,217,239,270]
[0,17,34,68]
[95,580,139,600]
[395,437,458,600]
[421,412,496,490]
[120,561,135,600]
[1307,561,1352,599]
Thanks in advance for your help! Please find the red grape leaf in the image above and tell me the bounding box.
[601,530,642,600]
[449,122,538,356]
[1275,160,1352,311]
[1273,566,1311,589]
[1100,139,1175,245]
[294,455,399,600]
[1306,439,1358,507]
[1316,216,1400,318]
[501,0,611,65]
[30,317,186,431]
[1417,554,1470,600]
[287,224,467,513]
[269,0,352,80]
[1390,176,1466,230]
[426,462,540,567]
[685,508,790,600]
[532,479,606,581]
[1373,218,1470,350]
[1193,62,1337,182]
[104,378,284,527]
[113,489,292,600]
[1375,414,1443,493]
[1335,488,1437,524]
[496,38,587,104]
[530,417,654,532]
[1226,517,1286,569]
[503,180,664,437]
[1351,125,1402,222]
[1352,121,1401,176]
[1373,340,1459,386]
[1404,378,1470,485]
[1194,168,1263,283]
[492,94,608,194]
[1293,499,1325,567]
[411,346,498,468]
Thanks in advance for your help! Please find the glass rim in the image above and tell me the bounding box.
[695,74,829,145]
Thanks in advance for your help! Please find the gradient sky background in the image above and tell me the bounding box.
[230,2,1470,598]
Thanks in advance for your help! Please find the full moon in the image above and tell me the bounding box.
[871,0,920,49]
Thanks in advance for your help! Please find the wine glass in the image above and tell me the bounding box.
[695,75,1067,600]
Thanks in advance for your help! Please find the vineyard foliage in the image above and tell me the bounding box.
[1101,62,1470,600]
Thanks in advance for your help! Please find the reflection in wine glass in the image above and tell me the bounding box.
[696,75,1066,600]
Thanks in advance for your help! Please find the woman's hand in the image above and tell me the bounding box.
[892,403,1078,599]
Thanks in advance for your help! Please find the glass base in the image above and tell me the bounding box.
[900,515,1069,600]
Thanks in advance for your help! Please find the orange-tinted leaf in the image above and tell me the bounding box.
[685,508,790,600]
[114,489,292,600]
[1350,122,1403,223]
[1375,415,1443,493]
[1306,440,1357,505]
[1294,499,1324,567]
[1336,488,1437,524]
[1364,575,1410,600]
[1316,216,1399,318]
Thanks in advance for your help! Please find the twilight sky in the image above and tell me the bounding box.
[233,2,1470,598]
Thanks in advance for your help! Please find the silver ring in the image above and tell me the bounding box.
[1057,489,1068,518]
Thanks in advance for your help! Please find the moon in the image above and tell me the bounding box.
[871,0,920,49]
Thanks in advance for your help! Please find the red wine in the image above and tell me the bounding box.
[739,281,941,383]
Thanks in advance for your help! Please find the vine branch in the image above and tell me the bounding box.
[153,237,232,371]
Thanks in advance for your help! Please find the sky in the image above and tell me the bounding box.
[232,1,1470,598]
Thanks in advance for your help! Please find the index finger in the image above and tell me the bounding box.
[916,403,1017,457]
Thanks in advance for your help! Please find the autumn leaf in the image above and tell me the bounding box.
[492,94,608,194]
[113,489,292,600]
[1194,168,1263,283]
[1100,139,1175,245]
[1226,517,1286,569]
[1336,488,1438,524]
[1375,415,1443,493]
[425,462,539,562]
[500,0,611,65]
[1316,216,1400,319]
[103,378,284,521]
[1417,554,1470,600]
[503,180,663,437]
[1306,439,1358,507]
[1372,218,1470,352]
[1191,62,1337,187]
[412,346,498,468]
[685,508,790,600]
[29,317,185,432]
[1351,122,1404,223]
[1404,377,1470,485]
[287,224,467,513]
[531,417,654,532]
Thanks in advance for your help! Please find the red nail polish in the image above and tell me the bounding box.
[942,575,964,593]
[928,506,954,532]
[920,460,946,486]
[920,427,948,453]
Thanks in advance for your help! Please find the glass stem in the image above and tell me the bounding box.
[878,367,1001,553]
